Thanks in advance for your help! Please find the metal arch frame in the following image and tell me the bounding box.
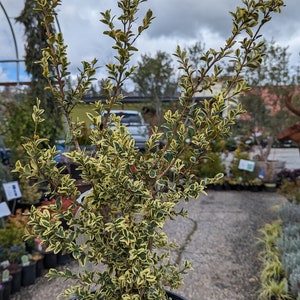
[0,1,22,85]
[0,2,61,87]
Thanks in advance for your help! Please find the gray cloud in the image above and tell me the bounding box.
[0,0,299,83]
[148,0,238,39]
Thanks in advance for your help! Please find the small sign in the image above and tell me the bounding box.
[2,269,10,282]
[21,255,30,267]
[0,202,11,218]
[0,260,9,269]
[2,181,22,201]
[238,159,255,172]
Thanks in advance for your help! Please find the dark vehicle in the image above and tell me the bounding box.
[0,136,10,165]
[272,139,298,148]
[103,110,150,150]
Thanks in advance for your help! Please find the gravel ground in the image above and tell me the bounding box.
[10,190,285,300]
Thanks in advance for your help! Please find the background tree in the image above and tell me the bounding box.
[15,0,63,145]
[239,39,299,152]
[184,42,206,71]
[131,50,177,125]
[0,91,36,161]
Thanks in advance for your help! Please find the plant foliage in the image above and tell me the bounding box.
[13,0,284,299]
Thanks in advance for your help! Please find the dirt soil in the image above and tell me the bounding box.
[10,190,285,300]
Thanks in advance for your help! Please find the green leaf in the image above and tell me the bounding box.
[149,169,157,178]
[164,152,174,163]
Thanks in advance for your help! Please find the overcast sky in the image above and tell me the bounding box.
[0,0,299,88]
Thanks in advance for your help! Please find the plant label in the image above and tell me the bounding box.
[21,255,30,266]
[2,269,9,282]
[2,181,22,201]
[0,202,11,218]
[238,159,255,172]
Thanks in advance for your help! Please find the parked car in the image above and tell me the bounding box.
[272,139,298,148]
[102,110,150,151]
[0,136,10,165]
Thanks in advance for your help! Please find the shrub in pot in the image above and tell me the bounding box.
[20,254,37,287]
[0,217,26,270]
[31,251,45,277]
[5,247,26,294]
[0,219,26,294]
[0,270,12,300]
[228,144,257,189]
[14,0,284,299]
[195,140,226,190]
[17,177,43,211]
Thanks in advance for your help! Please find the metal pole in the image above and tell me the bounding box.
[55,14,62,33]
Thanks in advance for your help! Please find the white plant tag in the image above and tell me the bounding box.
[21,255,30,266]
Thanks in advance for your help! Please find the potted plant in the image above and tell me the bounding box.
[228,144,257,190]
[38,196,75,268]
[3,208,34,252]
[248,178,264,192]
[14,0,284,299]
[31,250,45,277]
[258,159,280,191]
[20,254,37,287]
[277,169,300,202]
[0,271,12,300]
[17,177,43,211]
[195,141,226,190]
[0,211,29,294]
[253,146,286,191]
[0,217,25,251]
[5,248,25,294]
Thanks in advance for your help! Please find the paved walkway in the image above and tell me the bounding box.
[11,191,285,300]
[171,190,285,300]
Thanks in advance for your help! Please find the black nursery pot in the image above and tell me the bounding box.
[7,264,22,294]
[43,251,57,269]
[57,251,72,265]
[35,256,45,277]
[10,268,22,294]
[166,290,188,300]
[71,290,188,300]
[0,285,3,300]
[22,261,36,286]
[2,279,12,300]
